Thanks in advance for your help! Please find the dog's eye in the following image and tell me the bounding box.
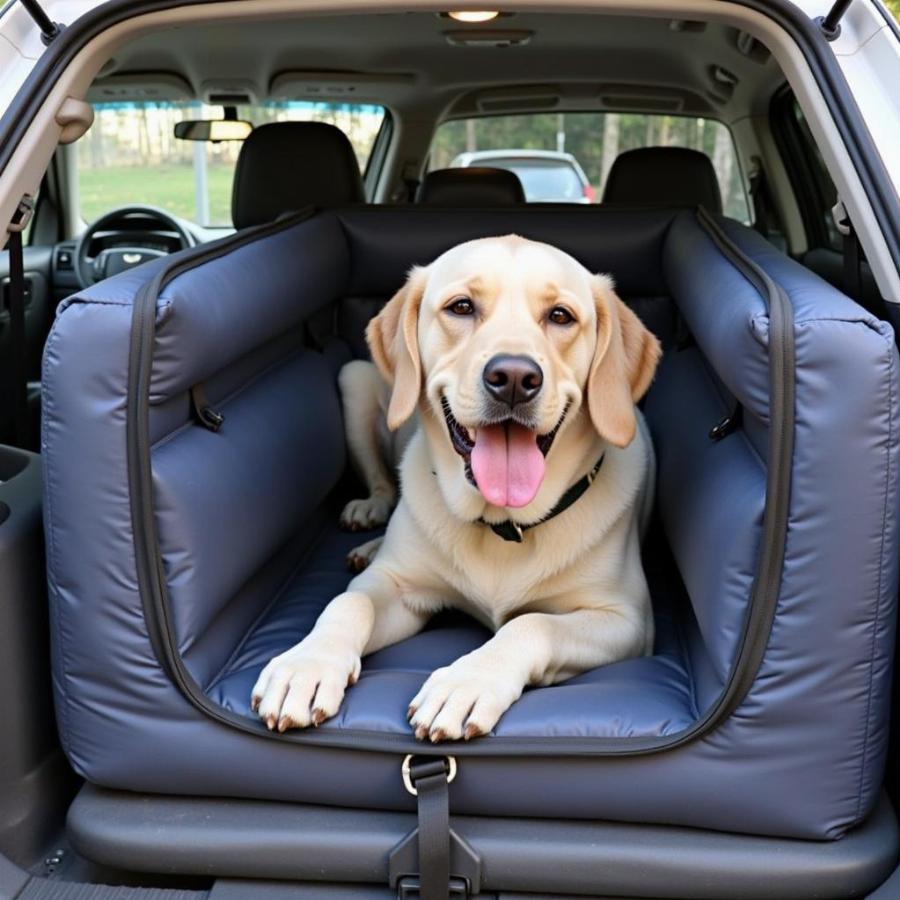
[446,297,475,317]
[548,306,575,326]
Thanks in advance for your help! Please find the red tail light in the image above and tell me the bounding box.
[583,184,596,202]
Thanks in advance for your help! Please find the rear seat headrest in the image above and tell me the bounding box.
[602,147,723,214]
[418,167,526,206]
[231,122,365,229]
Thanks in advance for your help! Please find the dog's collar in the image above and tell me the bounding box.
[478,455,605,543]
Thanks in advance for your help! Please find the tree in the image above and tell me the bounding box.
[599,114,620,185]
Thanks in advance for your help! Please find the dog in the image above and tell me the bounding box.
[252,235,661,742]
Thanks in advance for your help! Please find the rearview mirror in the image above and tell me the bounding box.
[174,119,253,142]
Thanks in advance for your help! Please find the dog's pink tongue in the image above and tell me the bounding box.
[471,423,546,508]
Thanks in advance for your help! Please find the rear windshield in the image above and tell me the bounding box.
[429,112,750,221]
[484,158,586,202]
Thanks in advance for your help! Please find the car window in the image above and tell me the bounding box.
[487,158,586,202]
[76,101,387,227]
[771,94,842,252]
[429,112,751,221]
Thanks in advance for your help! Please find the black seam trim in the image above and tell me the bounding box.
[854,327,895,825]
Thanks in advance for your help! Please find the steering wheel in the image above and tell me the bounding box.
[74,205,194,288]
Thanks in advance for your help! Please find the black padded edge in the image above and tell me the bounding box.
[67,785,900,899]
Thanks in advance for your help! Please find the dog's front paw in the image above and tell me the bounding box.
[251,642,361,732]
[347,536,384,573]
[340,493,394,532]
[407,659,522,743]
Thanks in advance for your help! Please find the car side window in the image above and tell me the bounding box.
[77,101,387,228]
[771,90,842,252]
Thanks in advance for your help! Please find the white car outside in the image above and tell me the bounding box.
[450,149,595,203]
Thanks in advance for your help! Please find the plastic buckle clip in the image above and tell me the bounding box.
[8,195,35,234]
[831,198,851,238]
[396,875,470,898]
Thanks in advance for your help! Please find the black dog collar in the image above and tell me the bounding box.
[479,455,605,543]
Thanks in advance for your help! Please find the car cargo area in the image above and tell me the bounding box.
[0,2,899,898]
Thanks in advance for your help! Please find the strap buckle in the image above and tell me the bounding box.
[8,195,35,234]
[402,754,457,796]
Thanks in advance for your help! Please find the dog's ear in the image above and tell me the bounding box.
[586,275,661,448]
[366,266,428,430]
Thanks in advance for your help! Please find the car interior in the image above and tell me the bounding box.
[1,4,900,898]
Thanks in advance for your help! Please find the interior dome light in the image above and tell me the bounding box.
[447,11,501,22]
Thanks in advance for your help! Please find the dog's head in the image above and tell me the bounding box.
[367,235,660,516]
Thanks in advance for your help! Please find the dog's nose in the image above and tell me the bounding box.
[482,354,544,407]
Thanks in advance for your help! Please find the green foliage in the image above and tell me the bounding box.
[884,0,900,20]
[79,164,235,225]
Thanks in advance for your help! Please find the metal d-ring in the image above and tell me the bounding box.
[401,754,458,796]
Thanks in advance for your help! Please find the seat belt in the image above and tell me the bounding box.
[832,198,862,300]
[401,161,421,204]
[749,164,771,240]
[6,195,35,448]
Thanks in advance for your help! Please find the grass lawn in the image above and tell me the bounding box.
[79,164,235,225]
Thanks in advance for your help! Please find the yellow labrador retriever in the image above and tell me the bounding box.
[252,235,661,742]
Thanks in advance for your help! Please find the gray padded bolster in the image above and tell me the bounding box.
[150,214,348,402]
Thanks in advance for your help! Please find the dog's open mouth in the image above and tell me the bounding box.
[441,396,567,508]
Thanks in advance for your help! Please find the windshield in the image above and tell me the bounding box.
[485,159,585,201]
[76,101,386,227]
[431,112,751,221]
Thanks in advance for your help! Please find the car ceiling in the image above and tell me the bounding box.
[87,11,783,124]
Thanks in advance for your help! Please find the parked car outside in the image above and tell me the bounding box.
[450,149,596,203]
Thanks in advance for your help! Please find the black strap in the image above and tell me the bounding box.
[7,198,33,448]
[405,178,421,204]
[410,759,451,900]
[843,227,862,301]
[482,454,604,543]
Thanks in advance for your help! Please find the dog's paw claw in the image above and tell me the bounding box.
[414,724,429,741]
[346,553,368,573]
[464,723,483,741]
[345,537,384,574]
[429,728,447,744]
[311,708,327,726]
